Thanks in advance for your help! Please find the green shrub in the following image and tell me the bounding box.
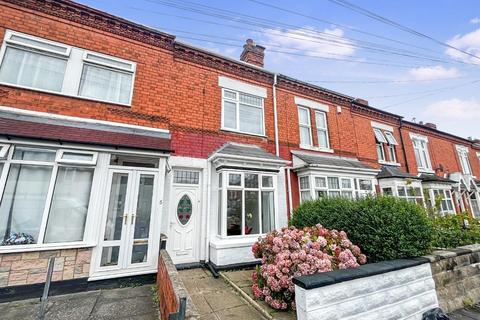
[431,213,480,248]
[289,196,433,262]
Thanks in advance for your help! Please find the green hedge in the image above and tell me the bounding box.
[431,213,480,248]
[289,196,433,262]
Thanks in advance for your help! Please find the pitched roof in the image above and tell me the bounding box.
[292,151,374,170]
[419,174,455,184]
[376,166,420,180]
[212,142,285,162]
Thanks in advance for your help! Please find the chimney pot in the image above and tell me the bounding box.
[240,39,265,67]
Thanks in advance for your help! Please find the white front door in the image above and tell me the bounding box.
[91,168,159,279]
[167,183,200,265]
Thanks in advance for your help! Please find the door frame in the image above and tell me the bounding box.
[89,165,164,281]
[166,168,202,265]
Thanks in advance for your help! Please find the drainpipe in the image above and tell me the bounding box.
[204,160,212,263]
[398,119,411,173]
[287,167,293,218]
[273,73,280,157]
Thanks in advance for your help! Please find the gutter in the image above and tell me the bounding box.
[273,73,280,157]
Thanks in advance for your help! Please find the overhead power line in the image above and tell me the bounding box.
[304,76,473,84]
[327,0,480,62]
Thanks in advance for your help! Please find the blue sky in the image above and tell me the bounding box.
[79,0,480,139]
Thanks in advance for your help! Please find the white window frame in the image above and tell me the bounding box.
[0,144,10,159]
[56,149,98,165]
[0,144,99,252]
[0,30,136,106]
[410,134,433,173]
[456,145,472,175]
[374,128,398,165]
[217,170,277,238]
[379,179,425,205]
[220,88,265,136]
[428,188,455,214]
[298,106,313,148]
[315,110,330,150]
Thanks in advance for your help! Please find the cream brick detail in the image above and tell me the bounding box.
[27,272,47,284]
[2,254,22,262]
[11,259,48,271]
[21,252,40,260]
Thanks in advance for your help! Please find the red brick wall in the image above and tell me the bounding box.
[157,253,177,320]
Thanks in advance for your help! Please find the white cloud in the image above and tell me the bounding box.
[445,28,480,62]
[261,27,355,60]
[408,66,460,80]
[471,17,480,24]
[423,98,480,120]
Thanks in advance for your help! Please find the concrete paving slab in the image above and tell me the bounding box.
[91,295,156,319]
[216,304,269,320]
[204,290,245,311]
[190,293,214,315]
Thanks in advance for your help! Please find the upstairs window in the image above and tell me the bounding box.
[222,89,264,135]
[298,107,312,147]
[373,128,397,163]
[411,135,432,172]
[315,111,330,149]
[456,146,472,175]
[0,30,136,105]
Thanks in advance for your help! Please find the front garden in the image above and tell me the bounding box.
[250,195,480,312]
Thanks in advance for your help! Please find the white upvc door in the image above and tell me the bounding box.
[91,168,158,279]
[167,184,201,265]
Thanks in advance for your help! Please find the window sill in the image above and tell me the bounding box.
[220,128,267,138]
[210,235,261,249]
[299,145,334,153]
[0,242,96,254]
[0,82,132,108]
[379,160,401,167]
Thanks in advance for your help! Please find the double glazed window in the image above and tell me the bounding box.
[396,186,424,205]
[298,107,330,150]
[299,175,374,203]
[0,146,97,247]
[456,146,472,175]
[411,136,432,172]
[218,171,275,237]
[430,189,454,214]
[373,128,397,163]
[0,30,135,105]
[222,89,264,135]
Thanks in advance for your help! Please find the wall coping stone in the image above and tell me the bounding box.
[293,245,480,290]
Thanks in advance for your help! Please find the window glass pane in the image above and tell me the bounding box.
[245,191,259,235]
[110,154,159,168]
[177,194,192,226]
[388,145,396,162]
[239,104,263,134]
[376,144,385,161]
[414,148,423,168]
[44,167,94,243]
[261,191,274,233]
[373,129,387,143]
[227,190,242,236]
[218,190,222,235]
[131,244,148,264]
[244,174,259,188]
[174,170,199,184]
[223,100,237,129]
[104,173,128,241]
[341,191,353,199]
[223,90,236,100]
[316,190,327,198]
[317,130,328,148]
[85,53,132,70]
[0,47,66,92]
[327,177,339,189]
[79,64,133,104]
[134,175,154,239]
[101,246,120,267]
[229,173,241,186]
[341,178,352,189]
[299,176,310,189]
[218,173,222,188]
[300,191,311,202]
[397,187,406,197]
[262,176,273,188]
[329,191,341,198]
[61,152,94,162]
[315,177,326,188]
[13,147,56,162]
[383,188,393,195]
[298,108,309,125]
[359,180,373,191]
[0,164,52,245]
[239,93,262,106]
[315,112,327,129]
[384,131,398,145]
[300,127,312,146]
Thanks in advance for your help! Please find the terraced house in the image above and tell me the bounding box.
[0,0,479,289]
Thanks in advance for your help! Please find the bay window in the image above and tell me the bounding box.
[0,30,135,105]
[222,89,264,135]
[0,146,97,247]
[397,186,424,205]
[429,189,454,214]
[299,174,374,202]
[411,134,432,172]
[218,171,275,237]
[379,179,425,205]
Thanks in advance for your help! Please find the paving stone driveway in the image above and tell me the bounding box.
[178,268,268,320]
[0,285,158,320]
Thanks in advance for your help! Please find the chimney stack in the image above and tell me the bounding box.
[240,39,265,67]
[354,98,369,106]
[424,122,437,130]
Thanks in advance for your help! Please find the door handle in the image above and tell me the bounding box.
[123,214,128,225]
[131,214,136,225]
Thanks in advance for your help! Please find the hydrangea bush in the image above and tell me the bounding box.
[251,225,366,310]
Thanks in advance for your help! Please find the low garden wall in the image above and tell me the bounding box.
[293,244,480,319]
[157,250,199,320]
